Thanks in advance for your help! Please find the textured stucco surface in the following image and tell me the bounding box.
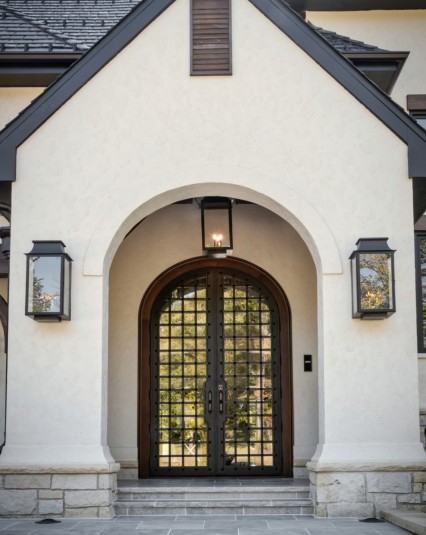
[307,10,426,109]
[1,0,423,469]
[0,88,43,131]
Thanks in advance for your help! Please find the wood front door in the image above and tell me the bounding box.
[139,258,292,477]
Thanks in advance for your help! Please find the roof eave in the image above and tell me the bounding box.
[0,53,81,87]
[249,0,426,176]
[0,0,425,182]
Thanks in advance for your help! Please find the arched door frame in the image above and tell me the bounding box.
[139,256,293,477]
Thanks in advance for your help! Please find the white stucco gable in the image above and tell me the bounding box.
[2,2,426,519]
[12,0,411,277]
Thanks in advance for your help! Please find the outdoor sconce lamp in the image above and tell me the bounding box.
[201,197,233,255]
[25,241,72,322]
[350,238,396,320]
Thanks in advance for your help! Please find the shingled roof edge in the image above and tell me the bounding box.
[0,0,425,183]
[0,4,82,52]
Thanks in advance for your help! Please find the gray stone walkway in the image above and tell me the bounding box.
[0,516,412,535]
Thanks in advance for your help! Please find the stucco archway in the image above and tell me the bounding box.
[84,175,342,278]
[107,197,321,477]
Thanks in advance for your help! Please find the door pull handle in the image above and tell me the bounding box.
[208,390,212,413]
[218,384,224,413]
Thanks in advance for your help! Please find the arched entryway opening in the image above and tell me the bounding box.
[139,257,292,477]
[107,200,320,480]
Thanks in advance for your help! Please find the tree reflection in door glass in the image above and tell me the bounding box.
[222,276,275,469]
[156,277,209,468]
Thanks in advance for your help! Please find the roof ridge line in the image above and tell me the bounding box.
[0,4,84,51]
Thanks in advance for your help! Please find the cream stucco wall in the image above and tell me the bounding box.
[0,88,44,131]
[307,10,426,415]
[1,0,424,469]
[108,203,318,466]
[307,10,426,109]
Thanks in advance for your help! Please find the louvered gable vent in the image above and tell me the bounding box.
[191,0,232,75]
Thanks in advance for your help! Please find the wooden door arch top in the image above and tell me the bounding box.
[138,256,293,477]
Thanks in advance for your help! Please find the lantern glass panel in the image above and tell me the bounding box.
[28,256,62,314]
[63,258,71,317]
[351,256,358,316]
[358,252,393,311]
[203,208,231,249]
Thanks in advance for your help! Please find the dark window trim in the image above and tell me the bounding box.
[407,95,426,133]
[407,95,426,112]
[415,232,426,353]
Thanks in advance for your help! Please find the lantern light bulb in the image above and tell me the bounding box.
[212,233,223,247]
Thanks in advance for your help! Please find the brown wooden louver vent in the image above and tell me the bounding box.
[191,0,232,75]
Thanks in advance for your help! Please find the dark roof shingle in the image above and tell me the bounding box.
[0,0,396,56]
[314,26,390,54]
[0,0,140,53]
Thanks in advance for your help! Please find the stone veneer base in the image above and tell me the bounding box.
[308,462,426,518]
[0,464,119,518]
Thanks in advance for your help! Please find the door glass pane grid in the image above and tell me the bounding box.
[221,275,275,469]
[154,276,209,470]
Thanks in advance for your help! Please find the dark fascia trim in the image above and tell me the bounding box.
[0,54,80,87]
[345,52,409,95]
[249,0,426,178]
[1,0,426,182]
[289,0,426,11]
[0,0,175,181]
[413,178,426,223]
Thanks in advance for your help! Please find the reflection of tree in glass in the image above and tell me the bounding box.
[359,253,391,310]
[32,275,59,312]
[421,239,426,347]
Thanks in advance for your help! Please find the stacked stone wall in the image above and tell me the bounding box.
[310,470,426,518]
[0,471,117,518]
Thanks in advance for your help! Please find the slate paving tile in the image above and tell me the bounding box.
[117,531,170,535]
[121,517,177,522]
[373,527,411,534]
[136,521,203,530]
[237,515,297,521]
[171,516,235,521]
[0,523,23,530]
[239,529,308,535]
[169,530,237,535]
[204,519,268,528]
[0,531,40,535]
[305,529,379,535]
[267,520,309,529]
[103,530,169,535]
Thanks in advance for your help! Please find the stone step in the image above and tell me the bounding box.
[115,484,313,516]
[117,486,310,501]
[114,498,314,516]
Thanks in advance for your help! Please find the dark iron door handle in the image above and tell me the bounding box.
[208,390,212,413]
[218,384,224,413]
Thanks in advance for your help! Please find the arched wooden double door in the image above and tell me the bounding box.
[139,258,292,477]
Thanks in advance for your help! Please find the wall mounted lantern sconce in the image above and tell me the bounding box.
[201,197,233,255]
[350,237,396,320]
[25,241,72,322]
[0,227,10,258]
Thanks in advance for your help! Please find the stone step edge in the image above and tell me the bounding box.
[381,510,426,535]
[114,499,314,507]
[118,486,310,493]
